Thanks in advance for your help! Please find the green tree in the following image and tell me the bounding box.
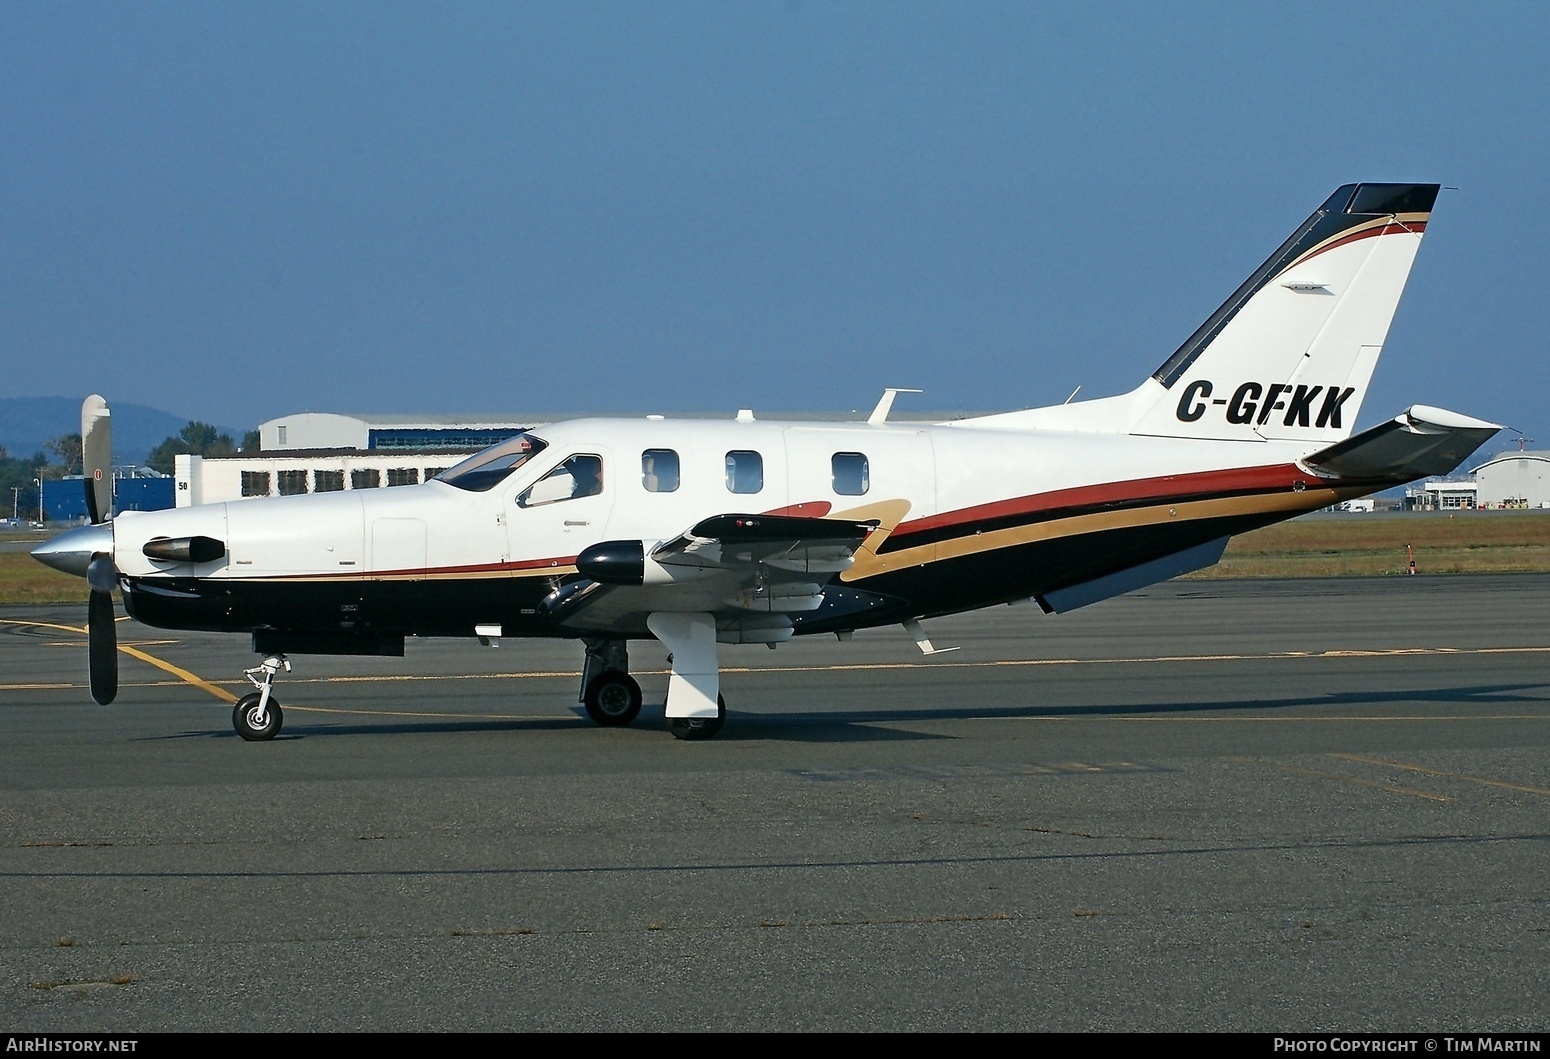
[241,430,261,452]
[146,422,238,475]
[45,433,83,477]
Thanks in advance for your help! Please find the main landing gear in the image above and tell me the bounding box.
[233,654,290,741]
[580,626,727,739]
[648,612,726,742]
[667,694,726,742]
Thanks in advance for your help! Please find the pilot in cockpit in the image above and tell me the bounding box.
[570,457,601,499]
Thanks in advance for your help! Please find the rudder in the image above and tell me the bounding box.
[1131,183,1440,444]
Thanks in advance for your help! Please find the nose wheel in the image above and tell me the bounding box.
[234,655,290,741]
[233,693,283,741]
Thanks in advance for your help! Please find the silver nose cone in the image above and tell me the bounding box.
[31,523,115,579]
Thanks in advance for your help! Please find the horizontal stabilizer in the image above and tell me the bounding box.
[1302,405,1501,482]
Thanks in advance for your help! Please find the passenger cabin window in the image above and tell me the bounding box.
[314,470,345,493]
[832,452,869,496]
[351,468,380,490]
[519,454,603,507]
[642,449,679,492]
[726,450,763,494]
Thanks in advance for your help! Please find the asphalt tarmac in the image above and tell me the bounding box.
[2,575,1548,1032]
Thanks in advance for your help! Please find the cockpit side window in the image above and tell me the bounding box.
[435,433,548,492]
[518,454,604,507]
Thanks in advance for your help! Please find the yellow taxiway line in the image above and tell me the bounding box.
[113,643,238,703]
[1330,752,1550,798]
[4,616,1549,725]
[1226,756,1449,802]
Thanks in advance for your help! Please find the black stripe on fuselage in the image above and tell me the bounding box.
[122,571,577,641]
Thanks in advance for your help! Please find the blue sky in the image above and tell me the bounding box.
[3,2,1546,449]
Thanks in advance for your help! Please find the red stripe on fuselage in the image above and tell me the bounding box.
[892,463,1307,541]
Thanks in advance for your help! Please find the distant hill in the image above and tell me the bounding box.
[0,397,244,466]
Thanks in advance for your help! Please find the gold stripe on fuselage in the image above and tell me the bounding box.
[842,486,1360,580]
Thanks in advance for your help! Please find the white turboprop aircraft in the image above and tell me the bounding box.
[36,182,1500,741]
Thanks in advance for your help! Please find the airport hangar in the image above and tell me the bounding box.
[1471,450,1550,508]
[1407,449,1550,511]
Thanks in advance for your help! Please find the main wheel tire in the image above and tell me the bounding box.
[668,694,726,741]
[584,671,643,727]
[233,692,283,741]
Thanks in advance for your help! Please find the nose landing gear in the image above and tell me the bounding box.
[233,654,290,741]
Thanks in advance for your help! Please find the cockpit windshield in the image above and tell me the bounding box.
[435,432,549,492]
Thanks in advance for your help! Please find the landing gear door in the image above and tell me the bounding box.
[504,447,617,564]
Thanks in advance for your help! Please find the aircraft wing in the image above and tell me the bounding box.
[653,513,872,576]
[540,513,899,640]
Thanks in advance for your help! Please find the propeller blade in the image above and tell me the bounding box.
[81,395,113,526]
[86,553,119,595]
[88,587,118,705]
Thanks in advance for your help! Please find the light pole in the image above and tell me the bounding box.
[33,478,42,524]
[10,485,17,520]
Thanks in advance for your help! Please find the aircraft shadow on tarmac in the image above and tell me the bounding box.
[137,679,1550,745]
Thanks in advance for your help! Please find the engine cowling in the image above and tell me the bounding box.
[576,540,645,585]
[576,540,720,586]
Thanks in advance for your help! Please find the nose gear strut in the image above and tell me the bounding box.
[233,654,290,741]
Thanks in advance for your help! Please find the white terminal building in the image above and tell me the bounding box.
[176,412,546,506]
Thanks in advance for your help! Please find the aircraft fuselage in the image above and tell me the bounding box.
[106,416,1352,652]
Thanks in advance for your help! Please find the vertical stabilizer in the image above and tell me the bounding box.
[1130,183,1439,444]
